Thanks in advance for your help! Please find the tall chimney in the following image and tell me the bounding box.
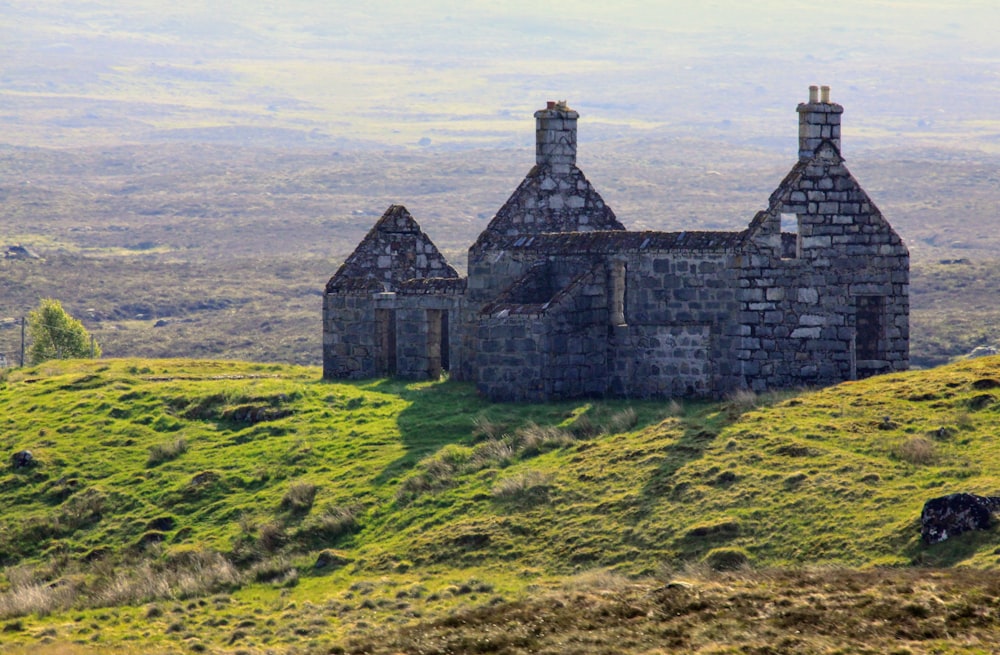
[535,100,578,174]
[797,85,843,161]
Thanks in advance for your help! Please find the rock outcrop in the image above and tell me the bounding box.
[920,493,1000,544]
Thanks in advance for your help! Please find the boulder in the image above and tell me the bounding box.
[968,346,999,359]
[920,493,1000,544]
[10,450,34,469]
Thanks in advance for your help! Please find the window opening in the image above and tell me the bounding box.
[780,213,801,259]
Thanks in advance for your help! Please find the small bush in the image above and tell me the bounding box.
[0,578,79,619]
[296,504,361,548]
[472,415,507,441]
[896,437,936,465]
[93,551,239,608]
[703,547,751,571]
[60,488,105,529]
[395,448,465,502]
[258,522,287,553]
[280,482,317,513]
[725,389,758,414]
[249,557,295,584]
[146,438,188,467]
[605,407,639,433]
[468,438,516,470]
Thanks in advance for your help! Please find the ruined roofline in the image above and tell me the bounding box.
[327,276,467,295]
[481,261,603,317]
[475,100,624,242]
[476,229,750,254]
[395,277,467,294]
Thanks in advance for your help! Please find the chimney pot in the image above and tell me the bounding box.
[535,101,579,172]
[798,88,843,161]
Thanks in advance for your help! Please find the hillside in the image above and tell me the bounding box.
[2,358,1000,653]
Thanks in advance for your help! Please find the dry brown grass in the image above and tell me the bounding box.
[343,567,1000,654]
[94,550,240,607]
[491,470,554,503]
[897,436,937,465]
[0,550,240,619]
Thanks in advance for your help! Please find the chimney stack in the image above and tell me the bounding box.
[797,85,843,161]
[535,100,578,174]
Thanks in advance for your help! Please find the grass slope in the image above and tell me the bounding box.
[1,357,1000,653]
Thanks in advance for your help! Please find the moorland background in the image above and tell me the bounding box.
[1,0,999,369]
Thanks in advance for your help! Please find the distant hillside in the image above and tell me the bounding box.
[2,357,1000,652]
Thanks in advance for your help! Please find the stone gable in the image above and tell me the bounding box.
[326,204,459,293]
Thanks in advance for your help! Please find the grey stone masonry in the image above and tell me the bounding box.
[323,88,909,401]
[536,100,578,172]
[798,84,842,161]
[475,101,624,243]
[326,205,459,292]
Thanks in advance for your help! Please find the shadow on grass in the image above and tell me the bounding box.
[362,377,682,487]
[903,521,1000,567]
[638,398,765,502]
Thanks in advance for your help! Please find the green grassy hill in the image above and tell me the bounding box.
[2,357,1000,653]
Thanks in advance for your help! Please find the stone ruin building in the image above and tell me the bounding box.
[323,86,909,401]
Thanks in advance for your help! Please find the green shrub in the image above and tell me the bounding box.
[512,423,575,456]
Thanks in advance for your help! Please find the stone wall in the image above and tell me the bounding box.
[323,291,379,379]
[471,237,746,399]
[608,250,743,397]
[610,324,714,398]
[476,263,609,401]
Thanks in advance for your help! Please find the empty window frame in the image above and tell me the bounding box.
[780,213,801,259]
